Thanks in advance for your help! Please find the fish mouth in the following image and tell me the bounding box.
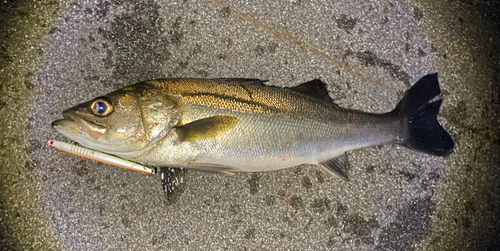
[52,112,108,141]
[52,111,148,156]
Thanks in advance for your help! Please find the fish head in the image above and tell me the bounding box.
[52,83,180,154]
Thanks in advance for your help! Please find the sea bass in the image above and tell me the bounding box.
[52,74,453,186]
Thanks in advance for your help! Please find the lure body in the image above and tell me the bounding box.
[48,140,155,174]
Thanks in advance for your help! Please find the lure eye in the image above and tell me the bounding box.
[90,98,113,116]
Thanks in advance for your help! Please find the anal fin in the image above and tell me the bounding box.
[319,154,349,181]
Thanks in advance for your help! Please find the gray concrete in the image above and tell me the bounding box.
[0,1,63,250]
[1,0,499,250]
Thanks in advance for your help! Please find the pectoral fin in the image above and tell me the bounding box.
[319,154,349,181]
[176,115,239,142]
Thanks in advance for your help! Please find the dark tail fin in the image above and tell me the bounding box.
[395,73,454,156]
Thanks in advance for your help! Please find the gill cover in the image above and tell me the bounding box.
[138,88,181,141]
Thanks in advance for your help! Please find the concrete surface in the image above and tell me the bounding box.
[1,0,499,250]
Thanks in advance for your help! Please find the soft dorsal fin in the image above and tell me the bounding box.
[176,115,239,142]
[210,78,269,86]
[319,154,349,181]
[291,79,333,103]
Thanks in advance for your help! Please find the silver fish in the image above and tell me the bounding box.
[52,74,454,191]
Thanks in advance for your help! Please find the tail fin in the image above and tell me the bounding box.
[395,73,454,156]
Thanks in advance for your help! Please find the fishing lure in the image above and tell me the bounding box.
[47,140,155,174]
[48,140,188,195]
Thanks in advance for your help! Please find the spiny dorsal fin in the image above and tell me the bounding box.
[291,79,333,103]
[210,78,268,86]
[212,78,334,103]
[176,115,239,142]
[319,154,349,181]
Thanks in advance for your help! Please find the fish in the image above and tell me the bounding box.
[52,74,454,193]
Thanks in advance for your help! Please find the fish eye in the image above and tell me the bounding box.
[90,98,113,116]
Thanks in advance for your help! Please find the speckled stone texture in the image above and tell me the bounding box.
[1,0,499,250]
